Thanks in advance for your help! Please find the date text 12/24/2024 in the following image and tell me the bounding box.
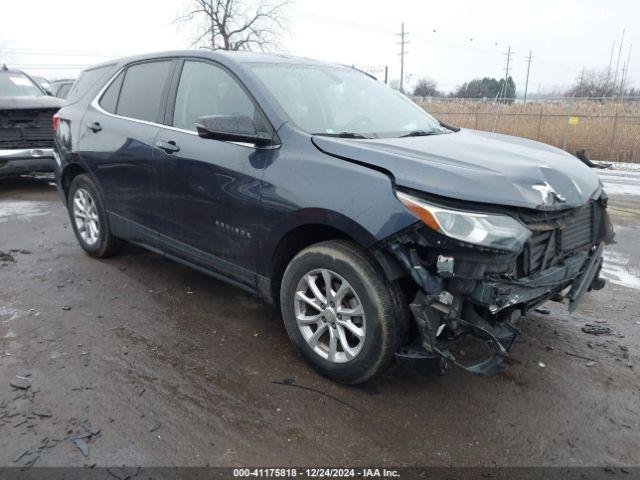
[233,468,400,478]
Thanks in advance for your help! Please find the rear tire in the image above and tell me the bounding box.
[280,240,407,384]
[68,174,122,258]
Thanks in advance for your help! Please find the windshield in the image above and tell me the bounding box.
[0,71,44,97]
[248,63,445,138]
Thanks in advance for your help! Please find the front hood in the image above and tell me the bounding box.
[0,96,64,110]
[312,129,601,211]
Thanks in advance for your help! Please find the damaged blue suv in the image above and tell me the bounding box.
[53,51,614,383]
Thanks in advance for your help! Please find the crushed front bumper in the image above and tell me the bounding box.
[0,148,56,177]
[379,199,612,377]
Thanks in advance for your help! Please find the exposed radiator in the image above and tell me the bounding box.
[520,202,597,277]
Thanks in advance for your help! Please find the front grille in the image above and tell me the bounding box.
[0,109,56,149]
[519,202,598,277]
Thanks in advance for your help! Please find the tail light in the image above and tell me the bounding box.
[52,113,60,134]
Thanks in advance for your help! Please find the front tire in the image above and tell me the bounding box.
[68,174,122,258]
[280,240,405,384]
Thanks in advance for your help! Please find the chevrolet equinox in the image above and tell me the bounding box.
[53,51,614,383]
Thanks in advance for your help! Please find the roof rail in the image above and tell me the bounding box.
[338,63,377,81]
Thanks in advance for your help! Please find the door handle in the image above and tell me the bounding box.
[156,140,180,154]
[86,122,102,133]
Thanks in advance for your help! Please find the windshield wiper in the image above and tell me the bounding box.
[399,129,444,138]
[313,132,372,139]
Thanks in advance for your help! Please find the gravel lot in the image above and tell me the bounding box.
[0,169,639,468]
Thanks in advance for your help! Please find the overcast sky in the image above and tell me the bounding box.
[0,0,637,94]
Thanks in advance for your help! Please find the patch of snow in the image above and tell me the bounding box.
[599,170,640,179]
[598,169,640,196]
[0,305,21,322]
[1,330,16,339]
[610,162,640,172]
[0,200,48,222]
[592,161,640,172]
[601,250,640,290]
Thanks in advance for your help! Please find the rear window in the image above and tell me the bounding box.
[116,61,172,122]
[66,64,114,104]
[0,72,44,97]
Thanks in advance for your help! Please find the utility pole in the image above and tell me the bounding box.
[619,44,632,97]
[493,45,514,131]
[503,46,514,100]
[606,41,616,86]
[523,50,534,103]
[578,67,585,93]
[396,23,409,94]
[613,28,626,91]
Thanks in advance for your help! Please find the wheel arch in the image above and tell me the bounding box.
[61,163,89,204]
[262,213,376,305]
[261,209,408,305]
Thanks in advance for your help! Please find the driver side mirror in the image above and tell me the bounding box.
[195,115,273,147]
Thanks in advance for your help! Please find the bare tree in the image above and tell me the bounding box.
[566,68,618,98]
[412,77,442,98]
[176,0,291,51]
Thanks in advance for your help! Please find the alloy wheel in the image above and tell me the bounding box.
[294,268,366,363]
[72,188,100,246]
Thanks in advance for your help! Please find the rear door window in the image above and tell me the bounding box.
[116,61,172,123]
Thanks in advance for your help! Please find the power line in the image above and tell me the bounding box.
[7,65,89,72]
[297,11,507,54]
[3,48,123,58]
[10,64,89,68]
[409,29,503,56]
[295,12,396,35]
[296,12,586,74]
[396,22,409,93]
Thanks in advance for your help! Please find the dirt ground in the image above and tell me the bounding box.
[0,170,639,468]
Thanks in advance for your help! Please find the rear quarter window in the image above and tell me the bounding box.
[99,71,125,113]
[66,64,114,104]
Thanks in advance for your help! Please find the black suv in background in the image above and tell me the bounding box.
[0,66,64,178]
[53,51,613,383]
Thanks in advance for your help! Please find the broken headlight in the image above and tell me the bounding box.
[396,191,531,251]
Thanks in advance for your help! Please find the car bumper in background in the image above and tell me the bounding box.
[0,148,56,177]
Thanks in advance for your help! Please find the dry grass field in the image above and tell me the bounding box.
[420,98,640,163]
